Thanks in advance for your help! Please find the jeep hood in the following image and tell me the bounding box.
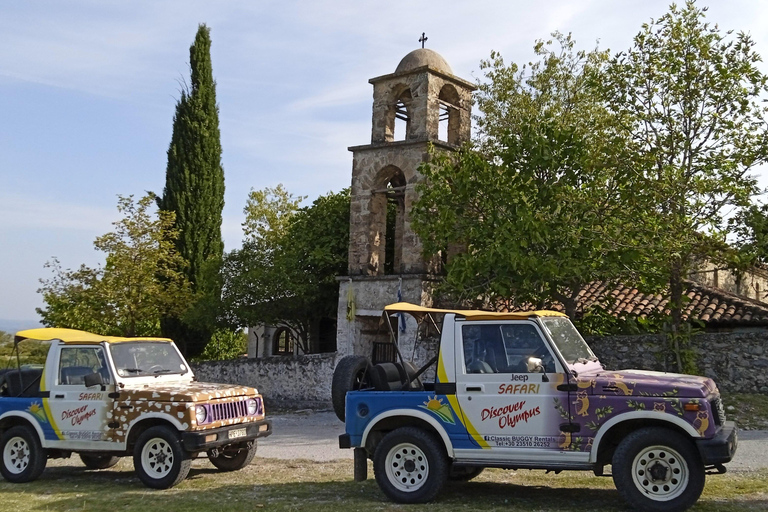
[120,382,259,402]
[579,369,717,398]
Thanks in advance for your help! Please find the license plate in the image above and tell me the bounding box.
[229,428,246,440]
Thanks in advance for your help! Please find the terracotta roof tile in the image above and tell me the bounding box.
[547,280,768,327]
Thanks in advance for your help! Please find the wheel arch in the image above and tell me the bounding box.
[125,416,182,451]
[362,409,454,458]
[0,412,47,445]
[590,412,700,465]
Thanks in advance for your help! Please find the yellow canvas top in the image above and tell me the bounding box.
[383,302,567,321]
[14,327,172,345]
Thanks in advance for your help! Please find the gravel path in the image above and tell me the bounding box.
[259,410,351,461]
[260,411,768,472]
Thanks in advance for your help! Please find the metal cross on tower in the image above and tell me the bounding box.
[419,32,428,48]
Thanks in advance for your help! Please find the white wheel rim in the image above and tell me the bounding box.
[385,442,429,492]
[3,436,30,475]
[141,437,174,479]
[631,444,689,501]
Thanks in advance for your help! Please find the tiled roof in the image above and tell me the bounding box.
[565,280,768,327]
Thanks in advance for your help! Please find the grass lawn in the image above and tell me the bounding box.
[1,457,766,512]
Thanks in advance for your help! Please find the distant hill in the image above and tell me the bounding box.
[0,319,42,335]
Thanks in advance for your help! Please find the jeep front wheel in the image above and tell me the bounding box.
[133,426,191,489]
[612,427,704,512]
[0,425,46,483]
[373,427,447,504]
[207,441,256,471]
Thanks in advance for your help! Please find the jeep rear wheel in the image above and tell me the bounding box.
[612,427,704,512]
[133,426,191,489]
[373,427,448,504]
[80,453,120,470]
[331,355,371,421]
[207,441,256,471]
[449,465,484,481]
[0,425,46,483]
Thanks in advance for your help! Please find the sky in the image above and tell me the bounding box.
[2,0,768,326]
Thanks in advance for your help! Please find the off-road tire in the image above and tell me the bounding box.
[0,425,47,483]
[80,453,120,470]
[332,355,371,421]
[207,441,256,471]
[612,427,704,512]
[449,465,484,481]
[373,426,448,504]
[133,425,191,489]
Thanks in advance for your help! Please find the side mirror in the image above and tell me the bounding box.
[84,372,104,389]
[526,357,544,373]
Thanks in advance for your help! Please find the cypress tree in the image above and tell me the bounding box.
[159,24,225,357]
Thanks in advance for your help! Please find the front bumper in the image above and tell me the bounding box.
[696,421,737,465]
[182,418,272,452]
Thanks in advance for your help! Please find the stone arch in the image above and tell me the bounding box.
[383,85,413,142]
[438,84,462,145]
[368,165,407,275]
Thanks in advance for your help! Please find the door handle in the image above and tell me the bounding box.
[466,386,483,392]
[54,394,65,399]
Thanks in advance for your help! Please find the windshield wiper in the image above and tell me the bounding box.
[122,368,142,373]
[152,368,177,376]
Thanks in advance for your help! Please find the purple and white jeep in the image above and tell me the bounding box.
[334,303,737,512]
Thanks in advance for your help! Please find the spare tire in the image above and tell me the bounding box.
[332,355,371,422]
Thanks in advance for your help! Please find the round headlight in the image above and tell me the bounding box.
[246,398,258,415]
[195,405,207,424]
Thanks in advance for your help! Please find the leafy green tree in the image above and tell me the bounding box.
[37,194,192,337]
[158,24,225,357]
[603,1,768,364]
[221,188,349,352]
[194,329,248,361]
[413,34,649,317]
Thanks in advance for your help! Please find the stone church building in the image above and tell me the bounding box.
[246,46,474,360]
[334,47,474,364]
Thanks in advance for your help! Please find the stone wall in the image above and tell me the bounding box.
[588,332,768,394]
[193,352,337,408]
[192,332,768,409]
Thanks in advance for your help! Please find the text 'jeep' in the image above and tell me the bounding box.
[334,303,737,512]
[0,328,271,488]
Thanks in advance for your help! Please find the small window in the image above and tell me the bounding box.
[59,346,111,385]
[273,328,294,356]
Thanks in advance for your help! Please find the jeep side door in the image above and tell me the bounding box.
[454,320,573,456]
[45,344,114,449]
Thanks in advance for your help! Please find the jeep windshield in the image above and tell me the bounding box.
[540,317,597,365]
[109,341,188,378]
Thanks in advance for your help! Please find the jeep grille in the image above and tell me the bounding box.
[208,398,260,422]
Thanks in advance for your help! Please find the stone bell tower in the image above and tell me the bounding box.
[336,46,476,363]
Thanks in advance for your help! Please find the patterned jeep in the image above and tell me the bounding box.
[334,303,737,512]
[0,328,271,488]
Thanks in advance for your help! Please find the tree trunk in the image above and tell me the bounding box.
[669,262,684,372]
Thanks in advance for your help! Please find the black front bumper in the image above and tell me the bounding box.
[696,421,738,465]
[182,419,272,452]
